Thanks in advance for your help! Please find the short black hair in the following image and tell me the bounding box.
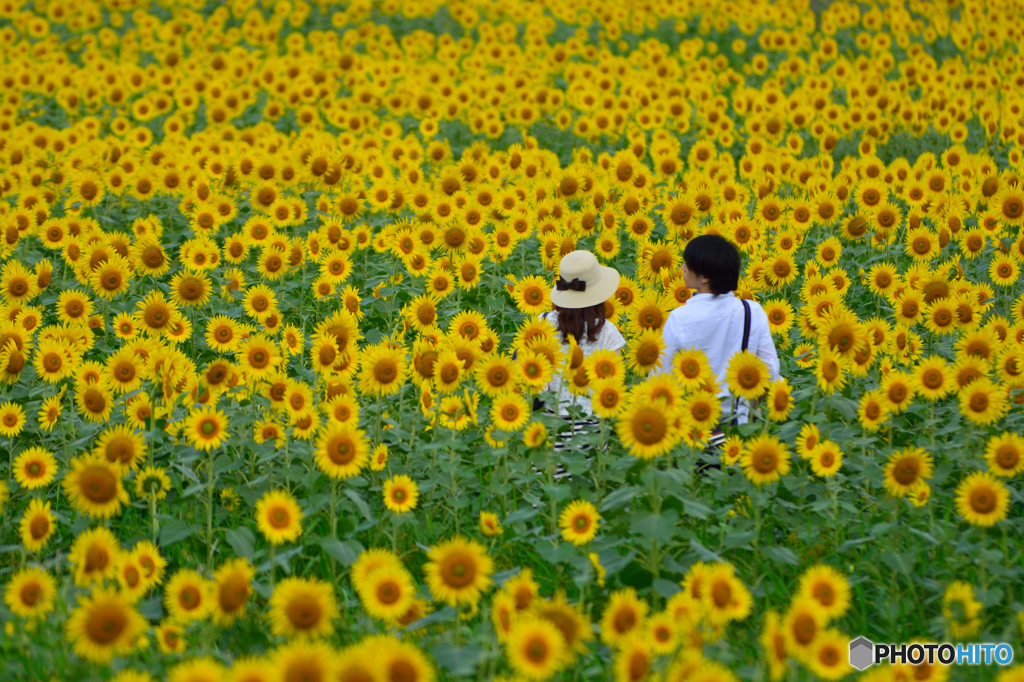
[683,234,740,295]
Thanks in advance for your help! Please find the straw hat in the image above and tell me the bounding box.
[549,250,620,309]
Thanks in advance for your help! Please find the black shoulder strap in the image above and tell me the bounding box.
[740,299,751,352]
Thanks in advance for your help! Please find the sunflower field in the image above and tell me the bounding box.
[2,0,1024,680]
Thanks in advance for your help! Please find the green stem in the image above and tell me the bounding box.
[206,446,216,572]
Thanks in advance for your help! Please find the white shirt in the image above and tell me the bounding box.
[654,292,780,422]
[541,312,626,417]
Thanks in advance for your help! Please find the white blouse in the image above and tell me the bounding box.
[653,292,780,422]
[541,311,627,417]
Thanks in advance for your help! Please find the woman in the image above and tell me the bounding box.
[539,250,625,452]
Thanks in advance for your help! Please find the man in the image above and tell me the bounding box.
[656,234,780,427]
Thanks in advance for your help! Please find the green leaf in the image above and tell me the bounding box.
[600,485,641,512]
[681,498,713,520]
[879,549,916,576]
[762,545,800,566]
[224,527,255,560]
[344,489,373,521]
[318,537,364,566]
[688,538,724,563]
[431,644,483,677]
[630,510,679,543]
[722,529,758,549]
[159,518,194,546]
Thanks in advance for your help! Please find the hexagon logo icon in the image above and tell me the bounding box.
[849,637,874,671]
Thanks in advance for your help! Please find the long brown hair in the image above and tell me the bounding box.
[552,302,607,344]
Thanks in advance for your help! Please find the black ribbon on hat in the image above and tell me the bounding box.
[556,277,586,291]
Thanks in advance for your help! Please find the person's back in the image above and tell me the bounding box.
[655,235,780,423]
[541,250,625,419]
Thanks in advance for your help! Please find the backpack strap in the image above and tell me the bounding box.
[740,299,751,352]
[729,299,754,424]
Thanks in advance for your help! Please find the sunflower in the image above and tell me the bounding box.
[184,405,230,451]
[513,274,552,315]
[164,569,214,624]
[781,596,825,661]
[32,338,73,384]
[424,536,494,607]
[358,343,408,397]
[1,261,38,302]
[955,471,1009,527]
[322,393,359,426]
[612,635,654,682]
[625,329,665,376]
[667,348,710,392]
[765,378,793,421]
[255,489,303,545]
[701,563,752,626]
[490,392,530,431]
[616,398,681,460]
[19,497,56,552]
[522,421,548,448]
[432,348,464,393]
[237,334,281,379]
[383,475,419,513]
[211,558,254,626]
[813,346,847,394]
[740,434,791,485]
[758,611,789,682]
[205,315,242,353]
[474,355,519,396]
[600,588,648,647]
[985,432,1024,477]
[127,540,165,592]
[404,294,439,331]
[314,422,370,479]
[590,378,627,418]
[0,400,26,437]
[480,511,503,537]
[892,290,924,326]
[679,389,720,431]
[360,563,416,622]
[56,288,94,325]
[805,628,851,681]
[75,380,114,423]
[229,657,270,682]
[268,576,338,639]
[133,466,171,501]
[809,440,843,477]
[93,424,147,473]
[167,657,227,682]
[369,443,388,471]
[67,526,120,586]
[65,587,146,663]
[63,454,129,519]
[558,500,601,546]
[13,446,58,490]
[793,565,848,624]
[373,637,436,682]
[4,566,57,618]
[518,350,554,390]
[154,622,186,655]
[884,447,934,497]
[993,185,1024,226]
[942,581,982,639]
[351,549,405,598]
[879,371,915,413]
[913,355,954,401]
[506,616,568,681]
[958,378,1008,425]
